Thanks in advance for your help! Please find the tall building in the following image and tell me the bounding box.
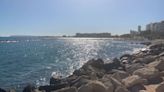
[138,25,141,32]
[146,21,164,32]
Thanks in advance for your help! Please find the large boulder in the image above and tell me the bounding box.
[100,77,114,92]
[125,63,144,74]
[133,55,157,64]
[111,70,129,82]
[155,82,164,92]
[133,67,159,80]
[148,56,164,71]
[73,59,105,78]
[23,84,36,92]
[52,87,77,92]
[122,75,145,88]
[78,81,107,92]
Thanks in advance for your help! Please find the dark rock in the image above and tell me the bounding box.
[128,84,146,92]
[104,58,122,72]
[23,84,36,92]
[156,82,164,92]
[52,87,77,92]
[0,88,6,92]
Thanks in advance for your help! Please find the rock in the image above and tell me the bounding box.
[122,75,145,88]
[52,87,77,92]
[0,88,6,92]
[148,42,164,55]
[156,82,164,92]
[78,81,107,92]
[100,77,114,92]
[128,84,146,92]
[111,70,129,82]
[73,59,105,78]
[8,89,16,92]
[104,58,121,72]
[148,56,164,71]
[133,67,159,80]
[120,54,133,64]
[23,84,36,92]
[125,63,144,74]
[115,86,129,92]
[133,55,157,64]
[71,76,91,88]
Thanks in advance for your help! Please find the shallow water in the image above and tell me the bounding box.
[0,37,145,90]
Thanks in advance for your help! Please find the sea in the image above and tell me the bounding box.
[0,37,145,91]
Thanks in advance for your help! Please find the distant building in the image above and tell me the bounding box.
[146,21,164,32]
[138,25,141,32]
[130,30,139,35]
[75,33,111,38]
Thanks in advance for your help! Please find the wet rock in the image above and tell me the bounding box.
[104,58,121,72]
[148,56,164,71]
[0,88,6,92]
[23,84,36,92]
[120,54,133,64]
[133,67,159,81]
[122,75,145,88]
[52,87,77,92]
[78,81,107,92]
[155,82,164,92]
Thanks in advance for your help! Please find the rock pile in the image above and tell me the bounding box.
[1,40,164,92]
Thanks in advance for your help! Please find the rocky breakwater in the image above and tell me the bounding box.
[2,40,164,92]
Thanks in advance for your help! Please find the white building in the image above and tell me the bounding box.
[146,21,164,32]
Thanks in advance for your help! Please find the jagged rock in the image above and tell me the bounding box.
[104,58,121,72]
[78,81,107,92]
[0,88,6,92]
[122,75,145,88]
[133,67,159,80]
[111,70,129,82]
[148,56,164,71]
[148,42,164,55]
[73,59,105,78]
[155,82,164,92]
[52,87,77,92]
[115,86,129,92]
[125,63,144,74]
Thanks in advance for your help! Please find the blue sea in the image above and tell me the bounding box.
[0,37,145,91]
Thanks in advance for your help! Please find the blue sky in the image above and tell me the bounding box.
[0,0,164,36]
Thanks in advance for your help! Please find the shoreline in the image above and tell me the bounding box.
[1,39,164,92]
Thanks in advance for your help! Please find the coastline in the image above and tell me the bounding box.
[1,39,164,92]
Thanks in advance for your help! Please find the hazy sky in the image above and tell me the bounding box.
[0,0,164,36]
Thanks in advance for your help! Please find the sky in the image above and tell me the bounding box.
[0,0,164,36]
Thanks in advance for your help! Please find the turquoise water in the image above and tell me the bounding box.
[0,37,144,90]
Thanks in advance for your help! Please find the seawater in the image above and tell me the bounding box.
[0,37,145,90]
